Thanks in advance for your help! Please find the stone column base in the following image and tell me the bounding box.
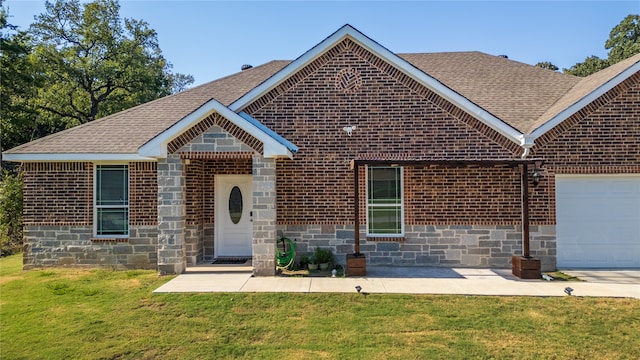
[512,256,541,279]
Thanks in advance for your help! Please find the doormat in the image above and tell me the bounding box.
[212,258,251,265]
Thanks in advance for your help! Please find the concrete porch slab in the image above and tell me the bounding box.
[153,267,640,299]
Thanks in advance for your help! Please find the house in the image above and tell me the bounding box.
[4,25,639,276]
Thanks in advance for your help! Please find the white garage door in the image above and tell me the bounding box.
[556,175,640,268]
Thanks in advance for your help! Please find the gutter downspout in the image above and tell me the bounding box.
[519,134,535,159]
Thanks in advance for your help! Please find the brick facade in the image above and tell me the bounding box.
[249,39,519,225]
[21,162,158,269]
[23,162,92,225]
[529,73,640,226]
[17,35,639,274]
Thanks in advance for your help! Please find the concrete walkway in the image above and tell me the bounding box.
[153,266,640,298]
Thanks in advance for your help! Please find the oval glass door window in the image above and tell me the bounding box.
[228,186,243,224]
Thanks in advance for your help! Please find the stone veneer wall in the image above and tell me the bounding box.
[279,224,556,271]
[251,155,278,276]
[156,155,186,274]
[23,225,158,269]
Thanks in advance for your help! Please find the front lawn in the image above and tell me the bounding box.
[1,254,638,359]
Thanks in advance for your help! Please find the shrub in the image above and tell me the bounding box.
[314,247,334,264]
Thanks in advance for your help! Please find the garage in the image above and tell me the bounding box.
[556,175,640,268]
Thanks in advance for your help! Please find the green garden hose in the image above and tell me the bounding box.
[276,237,295,270]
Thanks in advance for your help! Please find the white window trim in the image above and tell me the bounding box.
[366,166,405,237]
[93,164,130,238]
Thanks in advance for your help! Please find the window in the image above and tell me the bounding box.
[95,165,129,237]
[367,166,403,236]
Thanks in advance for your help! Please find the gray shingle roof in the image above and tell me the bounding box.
[5,50,638,156]
[5,60,290,155]
[399,52,581,133]
[529,53,640,134]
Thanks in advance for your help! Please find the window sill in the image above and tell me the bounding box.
[91,238,129,243]
[366,236,405,242]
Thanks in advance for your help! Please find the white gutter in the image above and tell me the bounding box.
[2,153,155,162]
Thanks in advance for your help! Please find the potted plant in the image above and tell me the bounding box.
[299,255,309,270]
[307,255,318,271]
[314,247,333,270]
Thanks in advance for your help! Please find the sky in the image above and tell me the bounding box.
[3,0,640,87]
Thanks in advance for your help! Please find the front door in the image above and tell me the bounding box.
[215,175,253,257]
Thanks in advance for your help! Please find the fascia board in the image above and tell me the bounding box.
[229,24,523,145]
[2,153,154,162]
[138,98,293,159]
[530,61,640,139]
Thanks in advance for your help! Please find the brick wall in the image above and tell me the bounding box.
[22,161,159,269]
[406,166,521,224]
[23,162,92,225]
[185,158,252,225]
[530,73,640,225]
[130,162,158,225]
[246,39,520,225]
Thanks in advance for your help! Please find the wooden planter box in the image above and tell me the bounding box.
[511,256,541,279]
[346,253,366,276]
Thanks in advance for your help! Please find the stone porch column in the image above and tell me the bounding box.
[252,155,277,276]
[156,156,186,274]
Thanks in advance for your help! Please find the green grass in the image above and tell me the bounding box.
[1,254,639,359]
[544,270,583,281]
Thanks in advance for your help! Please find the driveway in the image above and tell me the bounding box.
[560,269,640,284]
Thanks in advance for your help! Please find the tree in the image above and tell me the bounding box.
[0,170,23,256]
[564,55,610,77]
[0,0,43,154]
[564,14,639,77]
[29,0,193,127]
[535,61,559,71]
[605,14,640,64]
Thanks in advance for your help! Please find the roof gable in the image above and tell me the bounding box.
[530,53,640,138]
[138,98,297,159]
[230,24,528,149]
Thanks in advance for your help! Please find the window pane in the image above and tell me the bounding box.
[368,167,400,204]
[97,208,129,235]
[97,165,128,206]
[368,206,402,234]
[228,186,243,224]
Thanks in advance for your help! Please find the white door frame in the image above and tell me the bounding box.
[214,175,253,258]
